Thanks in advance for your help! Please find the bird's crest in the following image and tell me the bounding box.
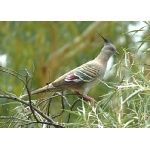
[98,32,110,44]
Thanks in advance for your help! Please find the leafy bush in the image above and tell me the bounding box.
[0,21,150,128]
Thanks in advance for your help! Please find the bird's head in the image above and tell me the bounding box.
[99,34,119,56]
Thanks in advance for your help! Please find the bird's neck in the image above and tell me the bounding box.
[95,51,111,63]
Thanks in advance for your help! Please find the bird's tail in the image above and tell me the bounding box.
[19,83,56,99]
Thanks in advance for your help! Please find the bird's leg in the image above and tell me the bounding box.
[74,92,96,103]
[82,95,97,103]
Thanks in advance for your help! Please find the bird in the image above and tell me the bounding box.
[20,34,119,103]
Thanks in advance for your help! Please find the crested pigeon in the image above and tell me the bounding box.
[20,35,119,103]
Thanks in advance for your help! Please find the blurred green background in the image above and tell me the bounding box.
[0,21,149,127]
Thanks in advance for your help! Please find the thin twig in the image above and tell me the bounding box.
[24,69,39,122]
[0,95,63,128]
[52,91,65,119]
[0,66,25,84]
[67,99,80,123]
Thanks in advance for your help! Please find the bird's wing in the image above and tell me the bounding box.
[52,60,102,88]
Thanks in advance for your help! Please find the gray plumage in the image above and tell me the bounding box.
[20,35,119,102]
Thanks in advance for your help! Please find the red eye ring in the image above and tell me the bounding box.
[109,47,114,51]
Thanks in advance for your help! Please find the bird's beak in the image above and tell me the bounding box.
[115,50,119,55]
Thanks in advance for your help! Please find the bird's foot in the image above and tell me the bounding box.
[82,95,97,103]
[75,92,96,103]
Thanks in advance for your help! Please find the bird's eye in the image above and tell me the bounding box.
[109,47,114,51]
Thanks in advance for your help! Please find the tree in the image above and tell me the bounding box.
[0,21,150,127]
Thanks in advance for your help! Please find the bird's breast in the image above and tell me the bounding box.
[82,78,101,95]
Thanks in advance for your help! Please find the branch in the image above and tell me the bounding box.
[24,69,39,122]
[0,94,64,128]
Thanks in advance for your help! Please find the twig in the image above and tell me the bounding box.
[67,99,80,123]
[0,95,63,128]
[24,69,39,122]
[52,91,65,119]
[0,66,25,84]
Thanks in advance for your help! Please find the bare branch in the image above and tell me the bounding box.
[0,94,63,128]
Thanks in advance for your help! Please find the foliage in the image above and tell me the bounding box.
[0,21,150,128]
